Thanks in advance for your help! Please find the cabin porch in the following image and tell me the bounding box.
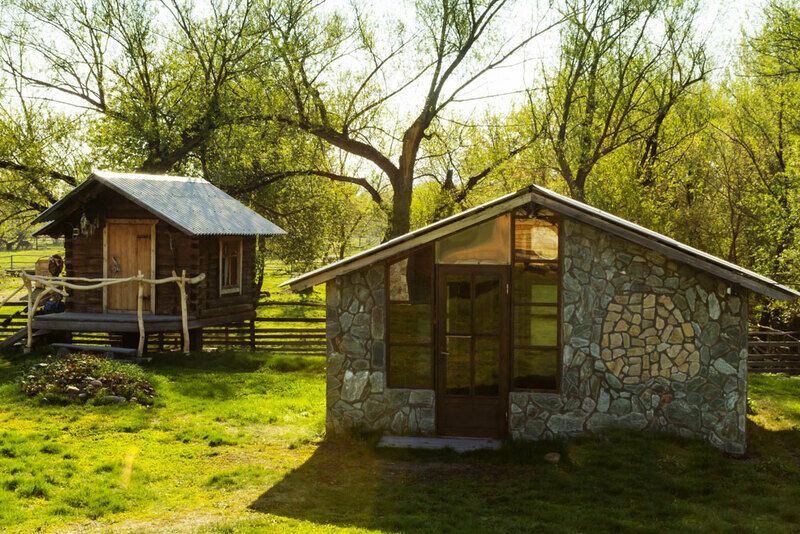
[31,310,256,333]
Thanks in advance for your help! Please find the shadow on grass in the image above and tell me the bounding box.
[249,429,800,533]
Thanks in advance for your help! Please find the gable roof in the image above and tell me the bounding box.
[32,170,286,237]
[282,185,800,302]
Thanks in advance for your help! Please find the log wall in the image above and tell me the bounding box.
[60,188,253,318]
[198,235,258,317]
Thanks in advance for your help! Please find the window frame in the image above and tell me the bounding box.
[385,244,435,390]
[509,208,563,394]
[219,237,243,296]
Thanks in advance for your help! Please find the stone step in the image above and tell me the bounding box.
[53,343,139,358]
[377,436,501,452]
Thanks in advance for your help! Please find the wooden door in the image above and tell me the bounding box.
[436,265,508,437]
[106,222,154,312]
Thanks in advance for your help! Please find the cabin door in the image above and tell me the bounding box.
[105,221,155,312]
[436,265,508,438]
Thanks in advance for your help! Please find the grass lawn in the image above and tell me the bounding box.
[0,350,798,533]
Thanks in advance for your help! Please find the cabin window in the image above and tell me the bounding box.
[219,237,242,295]
[512,210,560,391]
[435,214,511,264]
[387,245,434,388]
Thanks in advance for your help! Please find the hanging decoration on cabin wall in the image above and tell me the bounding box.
[48,255,64,277]
[79,212,99,237]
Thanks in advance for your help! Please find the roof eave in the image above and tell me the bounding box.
[31,175,99,224]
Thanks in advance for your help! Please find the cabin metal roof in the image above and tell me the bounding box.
[32,170,286,237]
[282,184,800,302]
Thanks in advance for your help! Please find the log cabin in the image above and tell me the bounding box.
[29,170,285,351]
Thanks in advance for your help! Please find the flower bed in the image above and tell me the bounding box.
[20,353,155,405]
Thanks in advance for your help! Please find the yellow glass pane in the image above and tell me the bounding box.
[388,345,433,388]
[389,303,432,343]
[445,275,471,333]
[435,215,510,264]
[388,247,433,303]
[445,336,471,395]
[515,218,558,261]
[474,337,499,396]
[514,305,558,346]
[474,275,500,334]
[513,263,558,303]
[513,348,558,390]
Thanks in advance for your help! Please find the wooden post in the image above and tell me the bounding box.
[174,270,190,355]
[249,319,256,351]
[137,271,145,358]
[23,278,33,354]
[26,284,55,353]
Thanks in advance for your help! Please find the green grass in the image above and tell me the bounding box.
[1,347,799,533]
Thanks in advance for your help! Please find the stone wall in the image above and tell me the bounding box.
[325,265,435,435]
[509,219,748,454]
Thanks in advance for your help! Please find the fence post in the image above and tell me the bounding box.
[136,273,145,357]
[250,319,256,351]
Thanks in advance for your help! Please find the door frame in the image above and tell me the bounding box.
[434,264,510,438]
[103,218,157,313]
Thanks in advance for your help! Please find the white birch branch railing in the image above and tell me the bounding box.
[19,271,205,357]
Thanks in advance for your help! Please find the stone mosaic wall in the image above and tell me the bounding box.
[509,219,748,454]
[325,265,435,435]
[324,216,749,453]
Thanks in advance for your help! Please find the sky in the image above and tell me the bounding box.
[403,0,767,117]
[8,0,769,117]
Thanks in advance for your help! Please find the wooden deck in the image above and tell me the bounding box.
[32,310,256,333]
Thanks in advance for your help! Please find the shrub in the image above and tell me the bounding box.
[20,354,155,405]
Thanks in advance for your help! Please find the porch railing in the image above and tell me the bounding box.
[11,271,205,357]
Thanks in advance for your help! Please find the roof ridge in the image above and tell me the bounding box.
[93,169,207,183]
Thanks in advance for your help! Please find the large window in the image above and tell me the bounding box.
[387,246,434,388]
[512,209,560,390]
[219,237,242,295]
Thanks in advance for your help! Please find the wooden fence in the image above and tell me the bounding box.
[0,300,326,356]
[0,302,792,370]
[0,239,64,276]
[747,328,800,375]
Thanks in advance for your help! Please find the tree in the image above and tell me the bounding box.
[0,84,85,216]
[259,0,559,238]
[0,0,275,175]
[531,0,709,201]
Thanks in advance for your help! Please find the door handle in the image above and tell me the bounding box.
[441,351,450,356]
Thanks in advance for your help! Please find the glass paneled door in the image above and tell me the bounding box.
[436,266,509,437]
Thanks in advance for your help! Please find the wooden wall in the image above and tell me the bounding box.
[64,220,104,312]
[60,187,257,319]
[197,235,258,317]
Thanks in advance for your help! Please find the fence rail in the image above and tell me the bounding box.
[4,299,800,367]
[0,239,64,275]
[747,328,800,375]
[0,300,326,355]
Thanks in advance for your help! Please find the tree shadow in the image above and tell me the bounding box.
[248,431,800,533]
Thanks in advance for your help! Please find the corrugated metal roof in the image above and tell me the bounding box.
[33,170,286,236]
[282,184,800,302]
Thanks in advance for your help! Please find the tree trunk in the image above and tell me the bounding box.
[388,116,428,239]
[389,178,413,238]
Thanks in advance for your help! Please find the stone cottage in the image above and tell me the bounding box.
[283,185,798,454]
